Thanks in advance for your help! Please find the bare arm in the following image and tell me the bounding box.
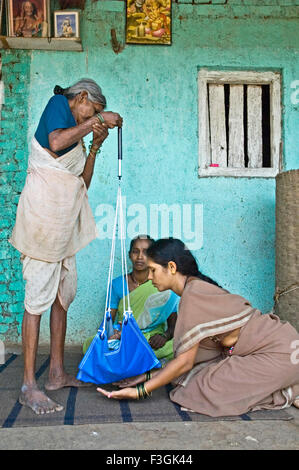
[80,124,109,189]
[148,312,177,350]
[146,343,198,392]
[110,308,118,323]
[48,116,100,154]
[97,342,199,400]
[48,112,123,155]
[166,312,177,339]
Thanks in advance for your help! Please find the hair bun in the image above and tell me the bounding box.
[53,85,64,95]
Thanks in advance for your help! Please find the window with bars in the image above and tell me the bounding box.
[198,69,282,177]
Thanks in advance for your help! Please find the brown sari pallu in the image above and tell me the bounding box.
[170,279,299,417]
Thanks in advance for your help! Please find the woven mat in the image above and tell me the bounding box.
[0,353,293,428]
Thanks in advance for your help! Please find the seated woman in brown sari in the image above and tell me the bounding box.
[97,238,299,417]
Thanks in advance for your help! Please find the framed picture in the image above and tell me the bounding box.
[0,0,4,35]
[125,0,171,45]
[54,10,79,39]
[7,0,49,37]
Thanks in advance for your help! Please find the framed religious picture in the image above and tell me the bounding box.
[54,10,79,39]
[7,0,49,37]
[0,0,4,35]
[125,0,172,45]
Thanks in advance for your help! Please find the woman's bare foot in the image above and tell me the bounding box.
[19,385,64,415]
[292,384,299,408]
[45,372,92,391]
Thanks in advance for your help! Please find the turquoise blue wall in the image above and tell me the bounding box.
[1,0,299,345]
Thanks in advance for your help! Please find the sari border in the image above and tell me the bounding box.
[175,307,254,355]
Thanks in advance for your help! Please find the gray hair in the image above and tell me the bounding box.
[54,78,106,107]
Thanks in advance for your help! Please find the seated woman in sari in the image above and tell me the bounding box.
[83,235,180,362]
[98,238,299,417]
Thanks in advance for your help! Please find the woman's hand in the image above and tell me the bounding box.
[91,121,109,149]
[98,346,200,403]
[49,115,107,155]
[148,334,167,350]
[97,386,137,400]
[101,112,123,129]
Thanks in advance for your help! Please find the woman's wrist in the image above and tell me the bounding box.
[136,382,152,400]
[161,331,170,341]
[97,112,105,124]
[89,143,102,157]
[82,118,96,135]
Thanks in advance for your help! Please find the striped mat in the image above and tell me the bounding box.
[0,353,293,428]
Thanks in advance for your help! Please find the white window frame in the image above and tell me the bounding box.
[198,69,282,178]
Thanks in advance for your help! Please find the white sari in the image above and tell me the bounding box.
[9,137,97,262]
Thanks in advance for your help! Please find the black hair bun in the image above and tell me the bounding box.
[53,85,64,95]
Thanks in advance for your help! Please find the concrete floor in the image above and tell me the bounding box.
[0,404,298,450]
[1,345,298,451]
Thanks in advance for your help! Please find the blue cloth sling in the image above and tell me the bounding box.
[77,311,161,385]
[77,180,161,385]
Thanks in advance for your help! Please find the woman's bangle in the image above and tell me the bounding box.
[89,143,101,157]
[146,371,152,381]
[136,382,151,400]
[97,113,105,124]
[144,383,152,397]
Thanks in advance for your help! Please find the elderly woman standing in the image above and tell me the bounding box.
[10,78,122,415]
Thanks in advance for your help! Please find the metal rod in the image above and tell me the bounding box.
[118,126,122,180]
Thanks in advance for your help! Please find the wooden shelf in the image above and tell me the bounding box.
[0,36,83,51]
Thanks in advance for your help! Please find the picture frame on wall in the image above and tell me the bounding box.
[54,10,79,39]
[0,0,4,35]
[7,0,49,37]
[125,0,172,45]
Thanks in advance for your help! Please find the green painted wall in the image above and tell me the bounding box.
[0,51,31,341]
[1,0,299,345]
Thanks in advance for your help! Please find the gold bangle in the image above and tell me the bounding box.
[90,145,100,153]
[97,113,105,123]
[137,383,144,399]
[89,143,101,155]
[136,382,151,399]
[144,384,152,397]
[136,384,142,399]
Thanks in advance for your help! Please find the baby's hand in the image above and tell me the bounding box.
[109,330,122,340]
